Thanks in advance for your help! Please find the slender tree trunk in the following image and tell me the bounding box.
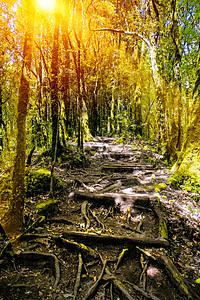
[61,20,72,138]
[5,0,35,248]
[0,86,3,152]
[134,84,143,136]
[172,45,200,175]
[171,0,182,152]
[51,14,60,158]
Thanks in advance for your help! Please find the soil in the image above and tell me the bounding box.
[0,137,200,300]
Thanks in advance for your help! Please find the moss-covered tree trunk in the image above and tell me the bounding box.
[167,0,183,161]
[172,46,200,177]
[5,0,35,248]
[133,83,143,136]
[0,86,3,152]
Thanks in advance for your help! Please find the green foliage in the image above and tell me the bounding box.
[69,152,90,169]
[0,170,12,208]
[25,168,60,197]
[195,278,200,284]
[168,172,200,199]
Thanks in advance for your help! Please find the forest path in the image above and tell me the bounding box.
[1,137,200,300]
[53,137,200,299]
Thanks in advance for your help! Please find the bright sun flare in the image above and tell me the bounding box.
[38,0,55,11]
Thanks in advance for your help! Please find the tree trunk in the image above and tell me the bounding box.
[134,84,143,136]
[0,86,3,152]
[172,46,200,176]
[51,14,60,158]
[5,1,35,248]
[61,24,72,138]
[168,0,183,159]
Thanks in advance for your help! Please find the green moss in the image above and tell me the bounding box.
[168,166,200,197]
[36,199,59,216]
[153,183,167,192]
[159,219,168,240]
[25,168,60,196]
[0,171,12,208]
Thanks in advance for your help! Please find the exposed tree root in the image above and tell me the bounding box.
[81,201,91,229]
[103,266,136,300]
[88,208,105,232]
[153,205,168,240]
[114,248,128,271]
[123,280,161,300]
[0,216,46,257]
[158,254,200,300]
[73,253,83,299]
[55,237,99,258]
[136,247,200,300]
[83,257,107,300]
[15,251,60,289]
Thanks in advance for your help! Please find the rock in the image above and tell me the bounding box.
[36,199,59,217]
[25,168,61,196]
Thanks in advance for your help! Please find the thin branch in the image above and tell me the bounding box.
[90,27,151,47]
[34,40,50,84]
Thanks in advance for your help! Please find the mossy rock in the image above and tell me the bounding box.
[25,168,61,196]
[153,183,168,192]
[36,199,59,217]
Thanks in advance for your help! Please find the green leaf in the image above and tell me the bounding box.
[195,278,200,284]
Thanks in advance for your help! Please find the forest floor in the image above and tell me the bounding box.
[0,137,200,300]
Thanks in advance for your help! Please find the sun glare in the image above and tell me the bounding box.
[37,0,55,11]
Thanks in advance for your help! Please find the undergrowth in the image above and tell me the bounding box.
[168,173,200,201]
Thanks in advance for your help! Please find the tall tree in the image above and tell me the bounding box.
[4,0,35,249]
[172,44,200,177]
[51,12,61,158]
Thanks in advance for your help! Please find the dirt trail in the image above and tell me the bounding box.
[0,137,200,300]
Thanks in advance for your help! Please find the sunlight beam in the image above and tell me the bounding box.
[37,0,55,12]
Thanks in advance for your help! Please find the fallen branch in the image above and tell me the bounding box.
[73,253,83,299]
[61,231,169,247]
[74,191,151,208]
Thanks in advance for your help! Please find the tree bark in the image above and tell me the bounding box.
[51,14,60,158]
[5,0,35,248]
[172,45,200,176]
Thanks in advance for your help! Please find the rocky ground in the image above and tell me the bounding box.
[0,137,200,299]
